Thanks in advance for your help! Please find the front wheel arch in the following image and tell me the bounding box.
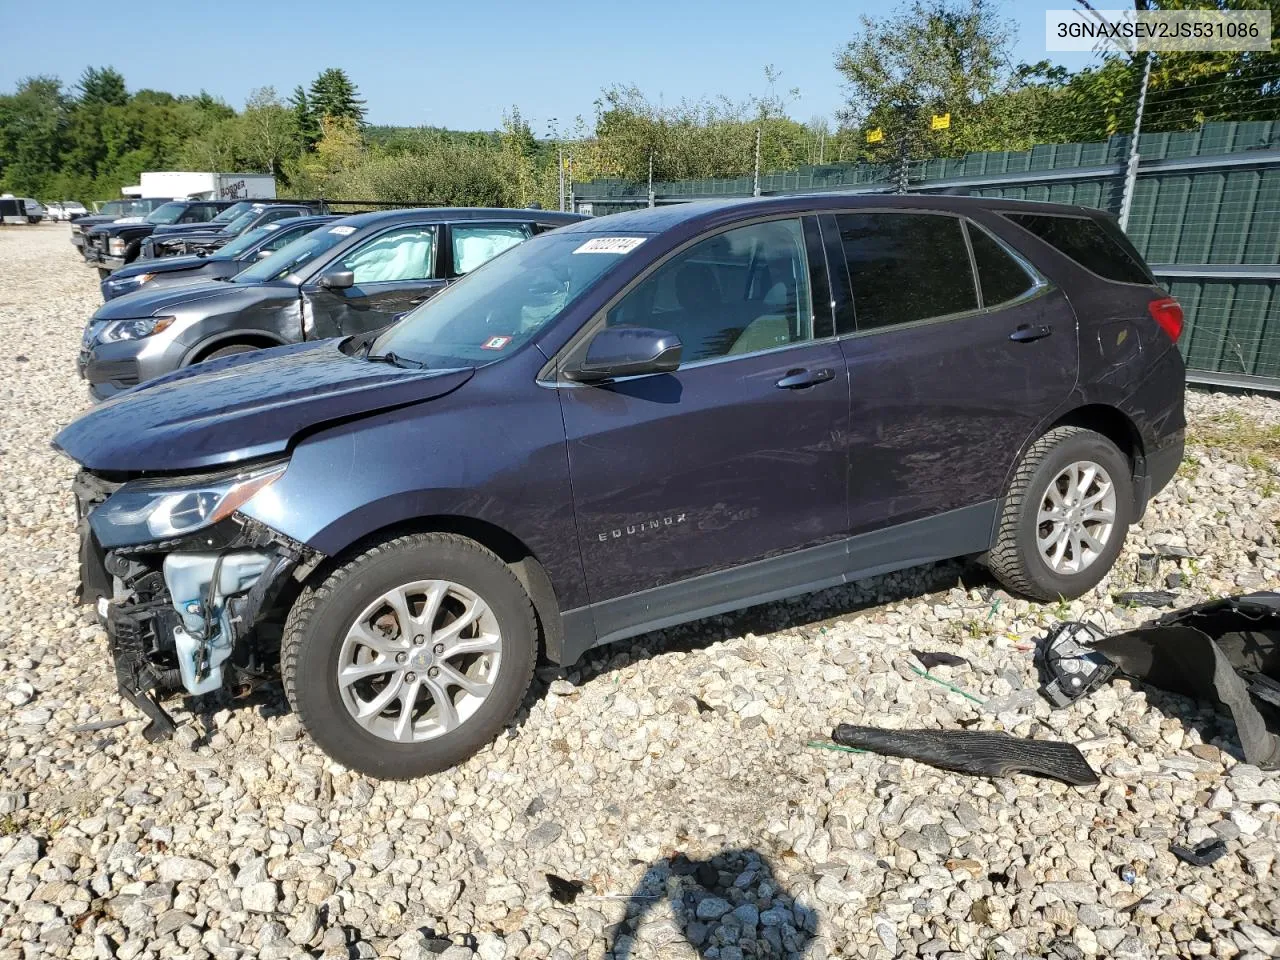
[184,332,289,366]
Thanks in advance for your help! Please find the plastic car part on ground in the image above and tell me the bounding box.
[830,725,1100,785]
[1036,620,1116,708]
[1039,592,1280,770]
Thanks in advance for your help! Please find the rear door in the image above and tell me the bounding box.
[829,210,1078,537]
[303,223,446,339]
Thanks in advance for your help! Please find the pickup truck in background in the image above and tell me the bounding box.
[71,199,173,256]
[82,200,239,276]
[142,202,327,259]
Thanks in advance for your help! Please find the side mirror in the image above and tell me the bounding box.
[319,269,355,290]
[255,248,273,260]
[566,326,682,383]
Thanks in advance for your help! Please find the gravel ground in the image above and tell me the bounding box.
[1,224,1279,960]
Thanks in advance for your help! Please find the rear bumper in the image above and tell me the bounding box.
[1137,429,1184,518]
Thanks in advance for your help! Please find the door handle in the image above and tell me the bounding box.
[1009,324,1053,343]
[775,367,835,389]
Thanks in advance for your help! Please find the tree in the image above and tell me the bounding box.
[76,66,127,107]
[288,84,320,149]
[236,87,299,176]
[308,68,366,126]
[0,76,70,195]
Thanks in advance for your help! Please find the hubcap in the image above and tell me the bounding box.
[1036,460,1117,575]
[337,580,502,743]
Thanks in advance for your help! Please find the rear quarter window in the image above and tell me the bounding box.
[1005,213,1152,285]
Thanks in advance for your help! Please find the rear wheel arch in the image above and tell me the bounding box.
[299,514,564,663]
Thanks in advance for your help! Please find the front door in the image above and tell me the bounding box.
[829,211,1079,538]
[557,216,849,638]
[305,223,446,339]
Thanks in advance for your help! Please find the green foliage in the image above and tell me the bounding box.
[308,68,367,126]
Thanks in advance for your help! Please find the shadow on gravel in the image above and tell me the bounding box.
[606,848,816,959]
[190,556,990,740]
[565,556,987,690]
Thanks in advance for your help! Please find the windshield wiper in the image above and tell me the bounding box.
[365,351,426,369]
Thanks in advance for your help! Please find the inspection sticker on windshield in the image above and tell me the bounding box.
[328,225,356,236]
[481,335,513,351]
[573,236,645,255]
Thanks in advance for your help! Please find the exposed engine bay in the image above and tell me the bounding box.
[73,469,323,740]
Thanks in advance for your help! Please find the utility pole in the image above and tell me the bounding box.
[1118,51,1151,232]
[567,151,574,213]
[752,127,762,197]
[547,118,564,213]
[648,151,655,208]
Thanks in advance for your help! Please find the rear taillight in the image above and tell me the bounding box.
[1148,296,1183,342]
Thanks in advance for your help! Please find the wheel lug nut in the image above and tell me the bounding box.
[405,671,416,682]
[414,634,425,645]
[428,666,439,678]
[395,652,407,664]
[433,643,445,655]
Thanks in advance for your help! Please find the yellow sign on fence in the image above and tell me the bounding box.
[866,127,884,143]
[931,113,951,130]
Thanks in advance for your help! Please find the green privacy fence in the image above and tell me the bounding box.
[573,121,1280,389]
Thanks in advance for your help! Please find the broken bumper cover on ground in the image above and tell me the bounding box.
[72,468,320,740]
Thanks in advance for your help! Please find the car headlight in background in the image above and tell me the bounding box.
[97,316,175,343]
[105,273,154,294]
[92,462,288,547]
[108,238,127,256]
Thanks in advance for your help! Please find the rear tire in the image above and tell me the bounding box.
[281,533,538,779]
[987,426,1133,601]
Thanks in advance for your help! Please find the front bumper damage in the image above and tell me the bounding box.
[73,470,322,740]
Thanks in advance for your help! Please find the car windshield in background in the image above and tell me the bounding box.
[221,209,262,234]
[214,225,276,259]
[369,232,640,368]
[212,202,254,223]
[98,201,129,216]
[232,223,353,283]
[145,202,188,224]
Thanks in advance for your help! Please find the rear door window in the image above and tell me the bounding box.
[836,212,978,330]
[1004,213,1151,285]
[450,223,529,276]
[965,223,1038,307]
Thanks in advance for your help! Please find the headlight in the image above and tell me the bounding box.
[108,238,126,256]
[92,462,287,547]
[98,316,175,343]
[106,273,154,292]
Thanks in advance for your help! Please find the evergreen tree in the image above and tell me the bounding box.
[308,68,366,126]
[75,66,127,106]
[288,84,320,149]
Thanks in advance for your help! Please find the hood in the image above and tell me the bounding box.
[93,279,290,320]
[110,254,213,281]
[152,222,230,237]
[54,340,474,473]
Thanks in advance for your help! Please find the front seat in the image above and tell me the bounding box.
[671,262,743,362]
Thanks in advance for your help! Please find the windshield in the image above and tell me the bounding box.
[233,222,354,283]
[221,208,262,234]
[213,201,254,223]
[98,201,128,216]
[215,224,277,259]
[369,231,638,367]
[146,202,188,224]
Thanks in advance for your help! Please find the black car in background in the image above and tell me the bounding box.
[84,200,238,275]
[78,208,584,398]
[140,202,324,260]
[100,215,337,301]
[70,199,173,256]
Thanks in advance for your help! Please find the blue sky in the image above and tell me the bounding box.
[1,0,1098,131]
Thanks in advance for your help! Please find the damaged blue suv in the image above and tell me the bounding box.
[55,194,1186,779]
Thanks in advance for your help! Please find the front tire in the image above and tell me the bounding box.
[282,533,537,779]
[987,426,1133,601]
[203,344,259,362]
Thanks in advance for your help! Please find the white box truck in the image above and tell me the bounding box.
[128,172,277,201]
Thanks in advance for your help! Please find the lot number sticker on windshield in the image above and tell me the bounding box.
[573,237,646,255]
[328,225,356,236]
[481,335,513,350]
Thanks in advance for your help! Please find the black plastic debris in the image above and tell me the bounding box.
[1169,838,1228,868]
[1036,621,1114,708]
[831,725,1099,785]
[911,649,968,670]
[1113,590,1179,608]
[546,874,585,904]
[1088,592,1280,770]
